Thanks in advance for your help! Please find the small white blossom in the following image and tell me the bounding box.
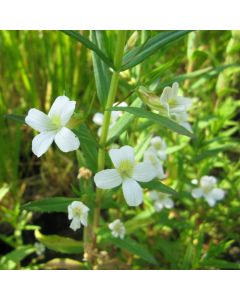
[149,191,174,212]
[149,136,167,161]
[34,242,45,256]
[25,96,80,157]
[93,102,127,136]
[144,149,165,179]
[160,82,192,117]
[191,178,198,185]
[68,201,89,231]
[109,219,126,239]
[191,176,225,207]
[94,145,156,206]
[171,111,192,131]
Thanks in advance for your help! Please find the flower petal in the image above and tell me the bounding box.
[176,96,192,110]
[109,145,135,168]
[80,212,88,227]
[172,82,179,98]
[132,162,156,182]
[122,178,143,206]
[163,198,174,209]
[32,130,56,157]
[70,218,81,231]
[205,196,216,207]
[144,150,165,179]
[149,191,159,201]
[25,108,54,132]
[54,127,80,152]
[191,188,203,199]
[154,201,164,212]
[48,96,76,126]
[210,188,225,201]
[93,112,104,126]
[94,169,122,189]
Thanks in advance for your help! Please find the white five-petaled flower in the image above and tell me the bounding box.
[149,136,167,161]
[68,201,89,231]
[144,149,165,179]
[149,191,174,212]
[93,102,127,136]
[160,82,192,117]
[191,176,225,207]
[109,219,126,239]
[25,96,80,157]
[94,145,156,206]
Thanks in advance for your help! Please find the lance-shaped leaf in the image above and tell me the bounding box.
[61,30,113,68]
[35,231,83,254]
[121,30,191,70]
[90,30,111,107]
[4,114,25,124]
[141,180,178,196]
[108,106,194,138]
[23,197,78,213]
[110,237,158,265]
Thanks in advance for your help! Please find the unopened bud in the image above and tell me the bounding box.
[137,86,163,112]
[77,167,92,180]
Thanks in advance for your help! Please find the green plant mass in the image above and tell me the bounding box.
[0,30,239,270]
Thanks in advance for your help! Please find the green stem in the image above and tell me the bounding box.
[93,31,126,231]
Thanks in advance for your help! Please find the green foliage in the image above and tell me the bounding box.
[109,106,193,137]
[35,231,83,254]
[22,197,78,213]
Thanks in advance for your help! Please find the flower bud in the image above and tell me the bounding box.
[137,86,164,112]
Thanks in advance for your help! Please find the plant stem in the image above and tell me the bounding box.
[93,31,127,231]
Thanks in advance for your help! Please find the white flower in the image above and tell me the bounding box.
[25,96,80,157]
[191,178,198,185]
[34,242,45,256]
[160,82,192,117]
[109,219,126,239]
[68,201,89,231]
[94,145,156,206]
[149,136,167,161]
[93,102,127,136]
[149,191,174,212]
[144,149,165,179]
[191,176,225,207]
[171,111,192,131]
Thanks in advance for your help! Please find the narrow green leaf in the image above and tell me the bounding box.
[91,31,111,107]
[0,245,35,269]
[4,245,35,263]
[141,180,178,196]
[110,237,158,265]
[109,106,194,138]
[107,98,142,144]
[74,124,98,172]
[121,30,191,70]
[35,231,83,254]
[61,30,113,68]
[4,114,25,124]
[22,197,78,213]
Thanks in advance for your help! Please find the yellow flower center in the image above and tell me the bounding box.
[148,154,158,166]
[117,160,134,178]
[168,98,177,107]
[72,206,82,218]
[51,115,62,128]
